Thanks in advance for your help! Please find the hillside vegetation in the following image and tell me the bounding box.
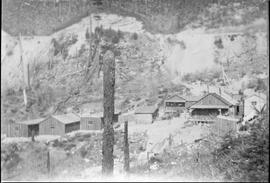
[2,0,267,35]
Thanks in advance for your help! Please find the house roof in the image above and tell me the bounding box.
[135,106,158,114]
[246,93,267,101]
[189,105,230,109]
[81,112,104,118]
[16,118,45,125]
[182,95,202,102]
[165,95,186,102]
[188,93,233,109]
[216,91,239,105]
[165,94,201,102]
[52,113,80,124]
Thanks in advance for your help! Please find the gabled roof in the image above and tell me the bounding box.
[216,91,239,105]
[165,95,186,102]
[188,93,233,109]
[16,118,45,125]
[246,93,267,101]
[52,113,80,124]
[182,95,202,102]
[135,106,158,114]
[165,94,202,103]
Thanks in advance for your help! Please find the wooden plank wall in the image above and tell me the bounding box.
[39,117,65,136]
[6,123,28,137]
[65,122,80,133]
[80,117,102,130]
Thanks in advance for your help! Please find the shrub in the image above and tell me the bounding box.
[78,44,86,56]
[212,117,269,182]
[6,50,13,56]
[214,38,224,49]
[132,32,138,40]
[85,28,90,40]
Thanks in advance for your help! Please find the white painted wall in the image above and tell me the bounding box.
[244,95,266,117]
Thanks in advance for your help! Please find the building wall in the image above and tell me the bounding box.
[6,123,28,137]
[65,122,80,133]
[135,114,153,124]
[39,117,65,136]
[244,96,266,116]
[80,117,102,130]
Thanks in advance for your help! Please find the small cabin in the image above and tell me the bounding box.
[164,94,201,115]
[187,92,244,123]
[134,105,159,124]
[16,118,45,137]
[39,113,80,136]
[243,93,267,122]
[80,112,120,131]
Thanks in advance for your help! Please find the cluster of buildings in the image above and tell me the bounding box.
[133,90,267,125]
[4,88,267,138]
[5,112,120,137]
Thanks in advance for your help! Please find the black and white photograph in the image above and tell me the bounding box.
[1,0,269,182]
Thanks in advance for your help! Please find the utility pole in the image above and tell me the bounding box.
[102,50,115,175]
[124,121,130,172]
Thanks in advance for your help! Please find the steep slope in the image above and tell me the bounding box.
[1,10,268,128]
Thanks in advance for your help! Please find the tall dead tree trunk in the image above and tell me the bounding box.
[102,50,115,175]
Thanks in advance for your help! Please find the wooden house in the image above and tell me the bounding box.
[39,113,80,136]
[187,92,243,123]
[134,105,159,124]
[243,93,267,122]
[16,118,46,137]
[6,121,28,137]
[80,111,120,131]
[164,94,201,115]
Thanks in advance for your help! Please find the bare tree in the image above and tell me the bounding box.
[102,49,115,175]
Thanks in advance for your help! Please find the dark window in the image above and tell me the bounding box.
[15,127,19,130]
[51,126,55,129]
[251,101,257,106]
[88,121,93,125]
[166,102,185,107]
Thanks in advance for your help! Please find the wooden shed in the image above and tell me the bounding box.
[6,121,28,137]
[39,113,80,136]
[80,112,120,131]
[16,118,45,137]
[135,105,159,124]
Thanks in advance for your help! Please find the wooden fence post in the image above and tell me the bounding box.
[47,150,50,174]
[124,121,130,172]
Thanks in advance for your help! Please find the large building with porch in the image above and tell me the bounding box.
[187,92,244,123]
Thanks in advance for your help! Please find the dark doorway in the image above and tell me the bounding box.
[28,124,39,137]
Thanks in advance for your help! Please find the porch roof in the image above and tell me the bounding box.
[189,105,230,109]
